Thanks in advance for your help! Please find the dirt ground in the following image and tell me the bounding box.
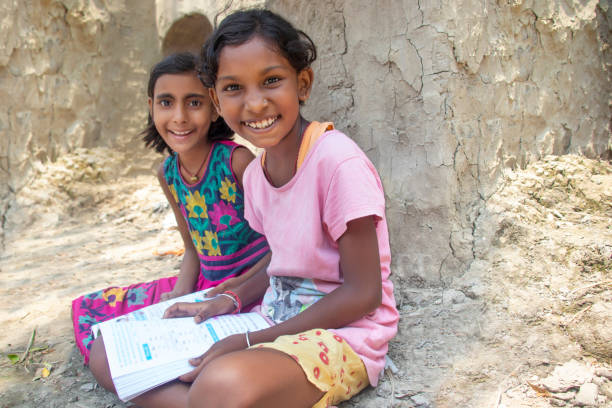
[0,151,610,407]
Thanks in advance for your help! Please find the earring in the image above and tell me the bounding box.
[263,98,268,105]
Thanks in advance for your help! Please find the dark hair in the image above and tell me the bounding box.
[142,52,233,154]
[199,9,317,88]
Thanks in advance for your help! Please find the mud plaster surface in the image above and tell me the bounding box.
[0,152,610,407]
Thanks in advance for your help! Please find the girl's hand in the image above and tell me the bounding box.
[179,333,248,383]
[162,295,235,323]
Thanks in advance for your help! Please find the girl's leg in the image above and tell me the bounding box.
[131,383,190,408]
[88,336,115,392]
[188,348,325,408]
[89,336,190,408]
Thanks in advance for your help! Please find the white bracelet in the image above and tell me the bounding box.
[216,293,239,312]
[245,331,251,348]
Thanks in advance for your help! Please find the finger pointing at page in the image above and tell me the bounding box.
[162,295,236,321]
[162,302,200,318]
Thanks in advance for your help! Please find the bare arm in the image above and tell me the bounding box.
[249,215,382,342]
[157,163,200,301]
[231,145,255,190]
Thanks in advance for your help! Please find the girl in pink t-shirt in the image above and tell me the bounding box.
[90,9,398,408]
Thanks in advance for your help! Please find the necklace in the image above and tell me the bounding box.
[179,154,207,182]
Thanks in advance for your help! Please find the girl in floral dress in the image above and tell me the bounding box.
[71,52,269,363]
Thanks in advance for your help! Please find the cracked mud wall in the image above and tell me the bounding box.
[1,0,610,287]
[0,0,160,243]
[268,0,611,286]
[154,0,264,55]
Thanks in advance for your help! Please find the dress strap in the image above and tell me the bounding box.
[296,121,334,170]
[259,121,335,171]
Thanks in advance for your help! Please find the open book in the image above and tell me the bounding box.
[91,289,216,335]
[93,290,270,401]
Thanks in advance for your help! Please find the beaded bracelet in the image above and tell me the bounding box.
[222,290,242,314]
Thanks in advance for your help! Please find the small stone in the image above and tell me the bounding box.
[385,355,399,374]
[595,367,612,380]
[442,289,467,305]
[541,360,593,392]
[551,391,576,401]
[395,389,418,398]
[600,381,612,399]
[410,393,431,407]
[79,382,96,392]
[574,382,598,406]
[375,382,391,398]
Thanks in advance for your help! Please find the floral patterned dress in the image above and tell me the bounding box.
[71,141,268,363]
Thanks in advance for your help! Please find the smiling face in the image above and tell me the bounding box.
[209,35,313,151]
[149,72,218,157]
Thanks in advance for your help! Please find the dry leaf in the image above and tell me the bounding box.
[41,367,50,378]
[153,248,185,256]
[527,381,551,397]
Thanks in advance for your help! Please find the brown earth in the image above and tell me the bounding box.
[0,151,610,407]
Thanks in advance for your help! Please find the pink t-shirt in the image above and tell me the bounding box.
[243,129,399,386]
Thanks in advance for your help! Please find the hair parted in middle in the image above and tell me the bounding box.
[142,52,234,155]
[198,9,317,88]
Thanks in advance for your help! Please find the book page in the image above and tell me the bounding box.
[99,312,271,401]
[91,288,212,338]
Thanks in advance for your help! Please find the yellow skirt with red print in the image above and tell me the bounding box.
[254,329,369,408]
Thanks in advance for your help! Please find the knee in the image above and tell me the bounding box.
[88,336,115,392]
[188,355,257,408]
